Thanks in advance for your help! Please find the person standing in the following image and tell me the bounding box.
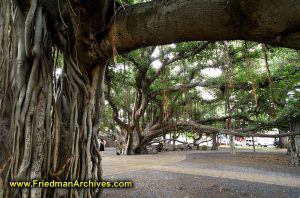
[99,138,105,157]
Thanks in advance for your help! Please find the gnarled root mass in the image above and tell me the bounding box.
[289,117,300,166]
[0,1,106,197]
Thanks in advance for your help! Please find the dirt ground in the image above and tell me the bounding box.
[102,147,300,198]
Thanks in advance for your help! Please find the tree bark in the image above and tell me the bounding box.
[124,130,146,155]
[289,116,300,166]
[0,1,107,196]
[278,129,286,148]
[98,0,300,57]
[211,133,218,150]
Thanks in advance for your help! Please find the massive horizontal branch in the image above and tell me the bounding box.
[141,116,296,145]
[176,121,293,136]
[196,114,256,125]
[149,138,189,145]
[149,138,212,145]
[98,0,300,58]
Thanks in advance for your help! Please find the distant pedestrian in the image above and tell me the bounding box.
[99,138,105,157]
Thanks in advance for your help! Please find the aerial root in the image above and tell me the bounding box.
[24,0,37,57]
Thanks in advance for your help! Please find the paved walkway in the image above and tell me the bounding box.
[102,148,300,188]
[102,148,187,176]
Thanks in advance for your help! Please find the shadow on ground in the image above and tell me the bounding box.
[102,147,300,198]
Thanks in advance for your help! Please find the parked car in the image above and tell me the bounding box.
[244,139,258,146]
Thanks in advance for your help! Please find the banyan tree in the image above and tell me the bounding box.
[0,0,300,197]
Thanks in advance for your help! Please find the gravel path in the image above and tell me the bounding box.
[101,148,300,198]
[103,170,300,198]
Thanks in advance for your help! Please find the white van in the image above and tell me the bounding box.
[244,139,258,146]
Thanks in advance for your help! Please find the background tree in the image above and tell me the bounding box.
[103,41,300,156]
[105,42,219,154]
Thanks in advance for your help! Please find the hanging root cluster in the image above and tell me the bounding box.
[289,117,300,166]
[0,0,106,197]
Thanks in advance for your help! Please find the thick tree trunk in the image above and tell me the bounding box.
[278,130,287,148]
[0,1,107,197]
[211,133,218,150]
[125,131,147,155]
[0,118,10,198]
[57,60,107,197]
[229,136,236,154]
[0,1,11,196]
[289,117,300,166]
[124,131,135,155]
[3,59,106,197]
[2,5,55,197]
